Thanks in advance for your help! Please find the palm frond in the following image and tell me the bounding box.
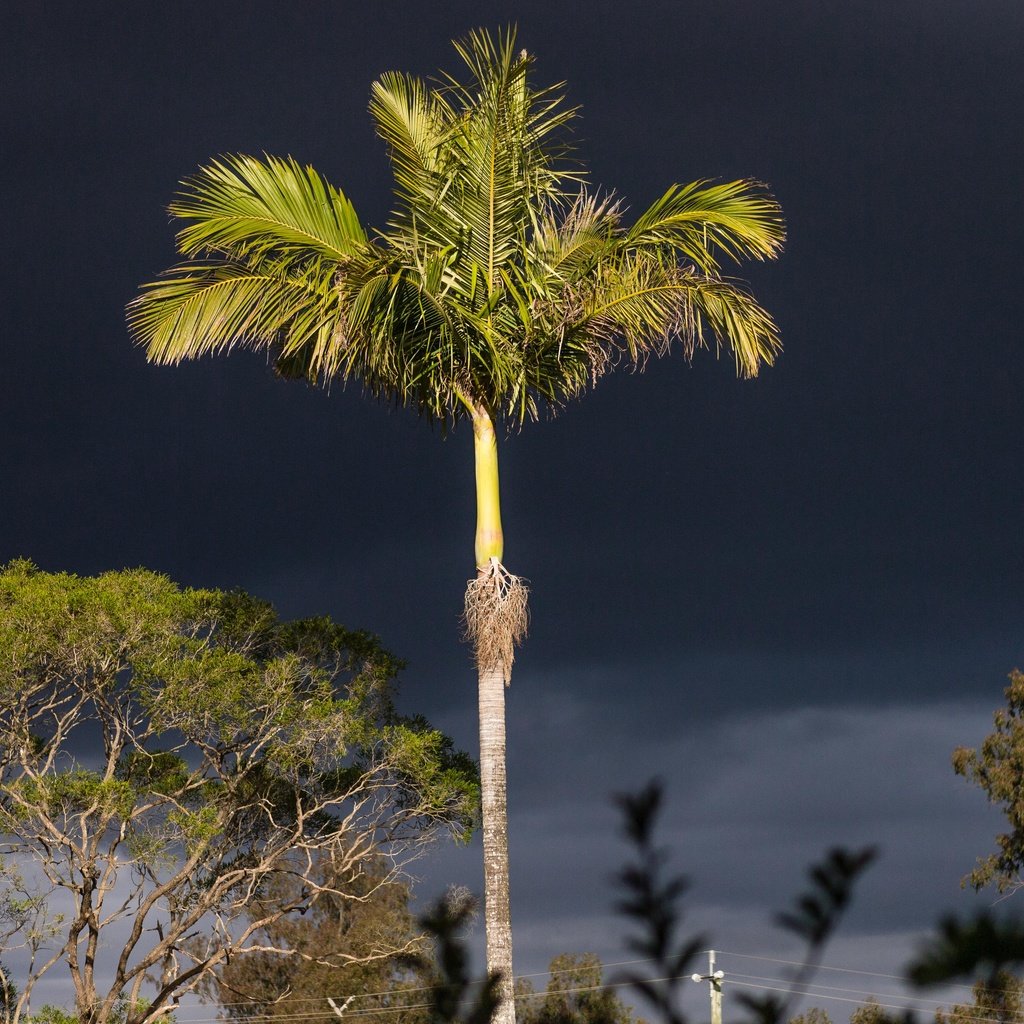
[127,258,339,366]
[171,154,367,262]
[575,259,781,379]
[443,31,576,292]
[627,180,785,271]
[372,26,580,313]
[325,253,476,419]
[682,273,782,377]
[369,72,454,218]
[527,191,621,281]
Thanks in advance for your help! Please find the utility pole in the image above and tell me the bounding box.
[691,949,724,1024]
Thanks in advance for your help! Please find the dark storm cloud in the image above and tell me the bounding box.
[416,695,1002,1012]
[3,0,1023,1004]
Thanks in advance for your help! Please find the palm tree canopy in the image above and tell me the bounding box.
[128,27,785,427]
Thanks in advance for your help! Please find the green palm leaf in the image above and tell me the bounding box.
[127,259,339,368]
[369,71,454,230]
[627,179,785,272]
[171,154,367,262]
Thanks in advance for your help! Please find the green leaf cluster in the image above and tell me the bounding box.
[128,27,784,428]
[0,559,478,883]
[516,953,640,1024]
[207,853,433,1024]
[953,669,1024,892]
[6,772,135,821]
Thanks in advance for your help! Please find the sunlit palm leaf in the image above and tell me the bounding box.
[685,274,781,376]
[370,72,454,232]
[128,259,338,366]
[171,154,367,262]
[527,191,620,283]
[418,30,577,303]
[567,255,780,378]
[627,180,785,271]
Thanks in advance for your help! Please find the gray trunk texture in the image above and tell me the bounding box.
[478,660,515,1024]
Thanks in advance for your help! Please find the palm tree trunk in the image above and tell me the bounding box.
[473,409,504,567]
[469,407,517,1024]
[477,659,515,1024]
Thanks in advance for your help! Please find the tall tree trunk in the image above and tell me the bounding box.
[477,660,515,1024]
[467,407,519,1024]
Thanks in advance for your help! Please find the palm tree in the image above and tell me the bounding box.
[128,28,784,1024]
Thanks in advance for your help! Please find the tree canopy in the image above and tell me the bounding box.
[127,28,784,430]
[788,1009,833,1024]
[0,561,476,1024]
[935,974,1024,1024]
[953,669,1024,892]
[204,852,432,1024]
[515,954,639,1024]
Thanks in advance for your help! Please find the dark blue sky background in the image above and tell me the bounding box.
[3,1,1023,1017]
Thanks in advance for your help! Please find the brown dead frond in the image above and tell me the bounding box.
[463,557,529,684]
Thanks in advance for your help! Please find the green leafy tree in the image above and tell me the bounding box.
[953,669,1024,892]
[935,973,1024,1024]
[0,561,476,1024]
[127,28,784,1021]
[205,852,432,1024]
[788,1010,832,1024]
[23,1001,174,1024]
[516,953,640,1024]
[848,1001,888,1024]
[0,858,66,1024]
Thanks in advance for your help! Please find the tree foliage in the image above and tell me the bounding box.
[788,1009,833,1024]
[611,782,875,1024]
[516,954,639,1024]
[0,561,477,1024]
[848,1001,889,1024]
[953,670,1024,892]
[934,973,1024,1024]
[0,964,15,1024]
[127,27,784,430]
[204,852,432,1024]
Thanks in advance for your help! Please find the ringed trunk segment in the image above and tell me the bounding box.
[478,660,516,1024]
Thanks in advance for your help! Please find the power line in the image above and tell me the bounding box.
[171,968,710,1024]
[183,956,661,1016]
[725,972,948,1005]
[717,951,910,982]
[177,948,950,1018]
[165,947,1019,1023]
[724,978,1024,1024]
[716,951,980,995]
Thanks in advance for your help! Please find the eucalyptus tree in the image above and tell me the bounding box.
[953,669,1024,893]
[0,561,475,1024]
[128,28,784,1022]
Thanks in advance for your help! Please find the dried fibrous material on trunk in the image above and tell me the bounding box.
[463,558,529,685]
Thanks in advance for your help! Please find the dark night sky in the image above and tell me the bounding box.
[3,1,1024,1017]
